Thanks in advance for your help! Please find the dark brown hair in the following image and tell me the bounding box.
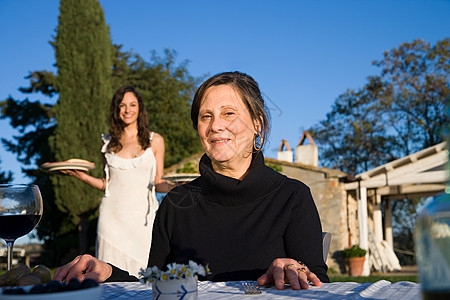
[108,86,150,153]
[191,71,270,150]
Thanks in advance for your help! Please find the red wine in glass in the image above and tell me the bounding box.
[0,184,43,270]
[0,215,42,240]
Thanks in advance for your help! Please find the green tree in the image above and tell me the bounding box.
[309,83,397,174]
[310,38,450,175]
[0,79,66,266]
[50,0,113,254]
[373,38,450,153]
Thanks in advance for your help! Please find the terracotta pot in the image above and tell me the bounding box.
[347,256,365,276]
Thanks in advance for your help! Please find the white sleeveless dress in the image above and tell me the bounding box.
[96,133,159,277]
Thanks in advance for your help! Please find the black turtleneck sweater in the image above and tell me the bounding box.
[107,152,329,283]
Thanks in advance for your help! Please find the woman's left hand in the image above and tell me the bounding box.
[257,258,322,290]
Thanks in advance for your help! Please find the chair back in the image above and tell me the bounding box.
[322,232,332,263]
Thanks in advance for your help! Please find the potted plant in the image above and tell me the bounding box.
[139,260,210,300]
[342,245,367,276]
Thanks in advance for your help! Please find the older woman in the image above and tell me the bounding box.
[54,72,329,290]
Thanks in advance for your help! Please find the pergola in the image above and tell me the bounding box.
[344,141,448,275]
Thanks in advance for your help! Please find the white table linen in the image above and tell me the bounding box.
[100,280,421,299]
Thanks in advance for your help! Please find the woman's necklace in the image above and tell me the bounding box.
[135,145,141,157]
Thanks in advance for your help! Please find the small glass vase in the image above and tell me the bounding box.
[152,276,198,300]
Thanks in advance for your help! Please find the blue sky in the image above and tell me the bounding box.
[1,0,450,186]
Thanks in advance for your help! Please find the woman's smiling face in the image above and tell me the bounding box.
[119,92,139,126]
[197,85,257,170]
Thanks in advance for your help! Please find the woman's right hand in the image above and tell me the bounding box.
[58,170,105,191]
[257,258,322,290]
[53,254,112,283]
[59,169,85,179]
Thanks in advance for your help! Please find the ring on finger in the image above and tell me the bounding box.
[297,261,308,270]
[297,267,307,273]
[284,263,295,270]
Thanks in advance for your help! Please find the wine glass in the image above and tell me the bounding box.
[0,184,43,270]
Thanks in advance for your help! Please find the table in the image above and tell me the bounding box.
[100,280,422,299]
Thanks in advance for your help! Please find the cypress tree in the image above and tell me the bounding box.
[50,0,113,253]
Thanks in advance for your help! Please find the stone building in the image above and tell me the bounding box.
[275,133,448,274]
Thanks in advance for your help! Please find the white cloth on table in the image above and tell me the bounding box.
[96,133,159,277]
[100,280,422,299]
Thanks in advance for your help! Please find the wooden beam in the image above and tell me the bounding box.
[384,191,444,200]
[379,151,447,178]
[345,170,448,190]
[366,170,447,188]
[376,184,446,196]
[384,199,393,248]
[354,142,447,180]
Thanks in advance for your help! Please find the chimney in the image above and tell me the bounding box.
[277,139,293,162]
[295,131,318,166]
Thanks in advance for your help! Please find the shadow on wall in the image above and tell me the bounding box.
[332,251,347,274]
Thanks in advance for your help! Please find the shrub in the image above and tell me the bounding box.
[342,245,367,258]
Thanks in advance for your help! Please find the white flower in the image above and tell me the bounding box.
[179,264,188,277]
[139,261,211,282]
[151,265,160,273]
[167,262,178,279]
[160,271,171,281]
[197,265,206,276]
[188,260,199,274]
